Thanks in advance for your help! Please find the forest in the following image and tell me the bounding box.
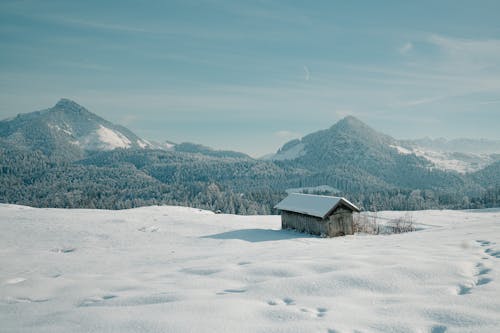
[1,145,498,214]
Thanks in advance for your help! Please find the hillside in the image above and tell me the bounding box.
[1,204,499,332]
[0,99,153,159]
[269,116,477,193]
[0,100,498,212]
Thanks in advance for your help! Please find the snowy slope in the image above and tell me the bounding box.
[80,125,132,150]
[270,142,306,161]
[390,144,498,173]
[0,99,155,157]
[1,205,500,332]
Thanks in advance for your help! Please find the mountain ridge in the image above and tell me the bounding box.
[0,99,153,159]
[269,116,500,174]
[1,100,498,213]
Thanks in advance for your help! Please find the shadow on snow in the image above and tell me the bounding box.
[202,228,315,243]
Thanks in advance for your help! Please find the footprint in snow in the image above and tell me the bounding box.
[51,247,76,253]
[477,240,491,246]
[138,226,160,233]
[267,298,328,319]
[9,297,49,304]
[457,284,472,295]
[456,253,493,296]
[476,240,500,258]
[485,248,500,258]
[217,289,246,295]
[430,325,448,333]
[300,307,328,318]
[4,277,26,285]
[476,277,492,286]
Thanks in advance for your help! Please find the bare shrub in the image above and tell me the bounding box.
[354,212,416,235]
[353,212,380,235]
[385,212,415,234]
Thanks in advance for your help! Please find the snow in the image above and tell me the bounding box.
[137,139,150,149]
[390,144,413,155]
[275,193,359,218]
[271,142,306,161]
[391,144,496,173]
[412,148,493,173]
[48,123,73,136]
[285,185,340,195]
[1,204,500,332]
[80,125,132,150]
[96,125,131,149]
[163,141,175,149]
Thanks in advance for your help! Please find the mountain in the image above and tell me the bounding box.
[269,116,395,161]
[401,137,500,154]
[173,142,251,159]
[470,160,500,187]
[267,116,468,192]
[0,104,498,213]
[392,138,500,173]
[0,99,153,159]
[270,116,500,175]
[388,145,500,174]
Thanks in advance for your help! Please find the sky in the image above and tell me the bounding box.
[1,0,500,157]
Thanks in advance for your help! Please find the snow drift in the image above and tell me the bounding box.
[0,205,499,332]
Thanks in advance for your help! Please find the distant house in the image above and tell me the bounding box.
[274,193,361,237]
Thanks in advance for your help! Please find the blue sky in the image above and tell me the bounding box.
[1,0,499,156]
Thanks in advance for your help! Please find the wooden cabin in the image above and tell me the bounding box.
[274,193,360,237]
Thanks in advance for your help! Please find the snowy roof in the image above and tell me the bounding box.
[274,193,360,218]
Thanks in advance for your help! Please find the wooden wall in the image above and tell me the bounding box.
[281,208,354,237]
[328,208,354,236]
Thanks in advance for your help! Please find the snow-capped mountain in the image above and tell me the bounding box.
[0,99,154,158]
[388,144,499,173]
[267,116,397,162]
[393,138,500,173]
[401,137,500,154]
[268,116,500,174]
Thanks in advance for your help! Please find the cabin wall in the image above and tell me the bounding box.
[281,208,354,237]
[327,208,354,236]
[281,211,327,236]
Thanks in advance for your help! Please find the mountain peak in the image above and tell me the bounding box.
[335,115,367,129]
[54,98,87,113]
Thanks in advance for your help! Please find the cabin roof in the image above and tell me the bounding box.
[274,193,360,218]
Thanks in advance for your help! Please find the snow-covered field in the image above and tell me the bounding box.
[1,205,499,332]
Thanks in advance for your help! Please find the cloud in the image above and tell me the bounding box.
[428,34,500,54]
[428,34,500,71]
[479,99,500,105]
[59,61,111,72]
[25,13,151,34]
[303,66,310,81]
[335,110,354,118]
[274,130,300,140]
[120,114,139,126]
[399,96,445,107]
[399,42,413,54]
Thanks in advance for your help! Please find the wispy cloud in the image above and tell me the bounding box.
[303,66,310,81]
[398,42,413,54]
[428,34,500,72]
[429,34,500,55]
[398,96,445,107]
[59,61,112,72]
[55,17,149,33]
[479,99,500,105]
[274,130,301,140]
[120,114,139,126]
